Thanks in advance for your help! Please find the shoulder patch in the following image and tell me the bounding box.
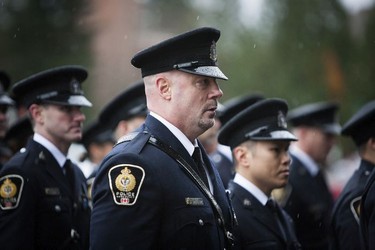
[350,196,361,224]
[0,175,24,210]
[108,164,145,206]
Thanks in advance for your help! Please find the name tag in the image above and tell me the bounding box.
[45,188,60,196]
[185,197,204,206]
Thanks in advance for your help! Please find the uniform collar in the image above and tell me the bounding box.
[33,133,67,167]
[150,111,197,156]
[233,173,269,205]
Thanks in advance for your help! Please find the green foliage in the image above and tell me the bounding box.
[0,0,92,82]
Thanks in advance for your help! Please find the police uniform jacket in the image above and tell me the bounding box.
[228,181,301,250]
[0,139,91,250]
[90,114,234,250]
[359,162,375,250]
[282,153,334,250]
[330,160,374,250]
[210,149,234,189]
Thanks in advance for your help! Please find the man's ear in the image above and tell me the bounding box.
[155,75,171,100]
[233,145,251,167]
[29,104,43,123]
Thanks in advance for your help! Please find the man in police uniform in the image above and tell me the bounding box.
[219,98,301,250]
[0,65,92,250]
[331,100,375,250]
[0,71,15,167]
[278,101,340,250]
[98,80,148,142]
[79,120,115,179]
[90,27,235,249]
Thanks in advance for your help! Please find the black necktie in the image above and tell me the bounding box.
[192,147,209,187]
[63,159,74,191]
[266,199,288,241]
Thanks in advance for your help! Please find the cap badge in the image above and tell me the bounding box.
[108,164,145,206]
[0,175,24,210]
[278,111,287,128]
[210,41,217,62]
[70,78,83,94]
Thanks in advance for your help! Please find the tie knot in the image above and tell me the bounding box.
[266,199,277,212]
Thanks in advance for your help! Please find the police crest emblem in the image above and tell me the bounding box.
[108,164,145,206]
[0,175,24,210]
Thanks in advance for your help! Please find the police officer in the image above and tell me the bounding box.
[219,98,301,250]
[4,116,33,156]
[279,101,340,250]
[0,65,92,250]
[330,100,375,250]
[90,27,235,249]
[0,71,15,166]
[98,80,148,141]
[79,120,115,179]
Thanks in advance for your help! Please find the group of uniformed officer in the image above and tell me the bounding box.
[0,26,374,250]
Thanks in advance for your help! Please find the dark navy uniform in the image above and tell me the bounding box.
[0,139,91,249]
[210,149,234,189]
[228,182,301,250]
[283,154,334,250]
[218,98,301,250]
[90,115,234,249]
[0,65,92,250]
[331,100,375,250]
[331,160,374,250]
[90,26,234,250]
[280,101,340,250]
[360,168,375,250]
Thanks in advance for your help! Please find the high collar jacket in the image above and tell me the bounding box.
[90,115,234,250]
[331,159,374,250]
[228,181,301,250]
[0,138,90,250]
[281,153,334,250]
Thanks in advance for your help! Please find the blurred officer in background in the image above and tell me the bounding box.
[0,65,92,250]
[0,71,15,167]
[79,120,115,179]
[4,116,33,156]
[346,101,375,249]
[219,98,301,250]
[278,101,340,250]
[331,100,375,250]
[90,27,235,249]
[98,80,148,142]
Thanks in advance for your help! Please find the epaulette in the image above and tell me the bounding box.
[114,131,151,155]
[116,132,140,145]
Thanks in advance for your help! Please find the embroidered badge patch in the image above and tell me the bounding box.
[0,175,24,210]
[108,164,145,206]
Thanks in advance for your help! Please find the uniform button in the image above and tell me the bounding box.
[198,219,204,226]
[55,205,61,212]
[73,203,78,209]
[218,218,222,225]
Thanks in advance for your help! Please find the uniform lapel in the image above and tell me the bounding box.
[31,141,73,198]
[233,182,286,240]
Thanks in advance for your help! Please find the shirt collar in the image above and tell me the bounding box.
[150,111,197,156]
[233,173,269,205]
[33,133,67,168]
